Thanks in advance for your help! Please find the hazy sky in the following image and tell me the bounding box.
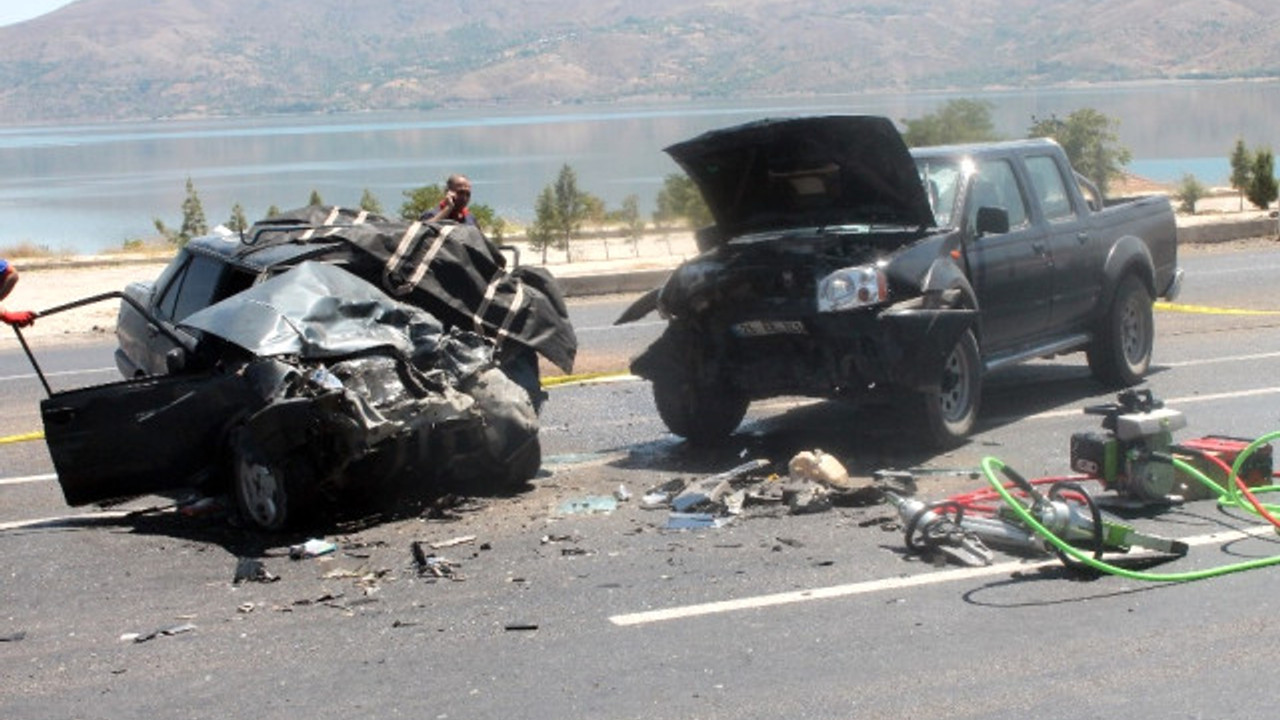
[0,0,76,27]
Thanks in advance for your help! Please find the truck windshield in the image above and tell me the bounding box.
[916,159,964,228]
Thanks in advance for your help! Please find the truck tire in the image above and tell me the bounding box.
[917,329,982,447]
[652,374,749,446]
[1087,274,1153,387]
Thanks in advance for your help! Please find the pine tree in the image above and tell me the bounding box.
[1245,148,1278,211]
[228,203,249,233]
[359,188,383,214]
[1229,138,1252,212]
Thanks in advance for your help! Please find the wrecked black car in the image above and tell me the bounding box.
[43,262,541,530]
[43,207,577,530]
[616,116,1178,447]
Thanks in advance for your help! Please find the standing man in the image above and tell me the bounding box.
[420,174,478,225]
[0,258,34,327]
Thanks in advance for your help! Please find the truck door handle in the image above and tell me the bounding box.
[1032,242,1047,255]
[1076,232,1090,244]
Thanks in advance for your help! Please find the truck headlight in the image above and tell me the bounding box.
[817,265,888,312]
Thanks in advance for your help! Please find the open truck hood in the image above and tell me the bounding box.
[665,115,934,241]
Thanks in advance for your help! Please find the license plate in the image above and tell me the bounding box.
[732,319,807,337]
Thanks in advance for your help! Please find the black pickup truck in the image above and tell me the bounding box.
[616,115,1181,447]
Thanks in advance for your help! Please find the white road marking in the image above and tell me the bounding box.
[0,366,115,383]
[609,524,1279,627]
[0,509,137,531]
[0,473,56,486]
[1021,386,1280,421]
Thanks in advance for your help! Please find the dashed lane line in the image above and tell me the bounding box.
[608,523,1278,627]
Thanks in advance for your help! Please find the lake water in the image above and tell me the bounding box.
[1,80,1277,254]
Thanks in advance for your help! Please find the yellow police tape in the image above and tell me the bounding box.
[1156,301,1280,316]
[0,431,44,445]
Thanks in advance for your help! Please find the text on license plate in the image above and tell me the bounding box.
[732,320,807,337]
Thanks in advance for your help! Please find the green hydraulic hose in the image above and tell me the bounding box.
[980,456,1280,582]
[1222,430,1280,518]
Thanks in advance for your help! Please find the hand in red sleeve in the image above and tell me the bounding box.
[1,310,36,328]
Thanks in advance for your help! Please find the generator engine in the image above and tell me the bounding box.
[1069,389,1186,501]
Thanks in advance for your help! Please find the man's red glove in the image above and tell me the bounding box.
[1,310,36,328]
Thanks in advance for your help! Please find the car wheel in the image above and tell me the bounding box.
[231,429,313,532]
[652,374,749,446]
[1087,274,1153,387]
[917,329,982,448]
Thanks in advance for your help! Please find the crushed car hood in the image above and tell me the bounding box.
[665,115,934,240]
[182,261,448,360]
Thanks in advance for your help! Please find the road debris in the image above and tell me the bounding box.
[289,538,338,560]
[788,449,856,491]
[411,540,463,580]
[122,622,197,644]
[233,557,280,584]
[554,496,618,516]
[428,535,477,549]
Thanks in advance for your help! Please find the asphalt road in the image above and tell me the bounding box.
[4,243,1280,719]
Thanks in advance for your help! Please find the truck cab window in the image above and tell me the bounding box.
[1026,155,1076,222]
[967,159,1028,235]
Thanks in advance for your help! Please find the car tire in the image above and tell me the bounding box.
[1087,274,1153,387]
[652,374,749,446]
[231,428,313,532]
[917,329,982,448]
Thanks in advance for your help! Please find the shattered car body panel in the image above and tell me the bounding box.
[46,262,539,526]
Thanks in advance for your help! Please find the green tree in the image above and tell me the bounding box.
[527,186,558,264]
[1246,148,1278,210]
[153,177,208,247]
[654,173,711,229]
[620,194,643,256]
[1175,174,1206,214]
[901,98,1000,147]
[400,183,445,220]
[265,204,282,218]
[308,189,324,206]
[1230,138,1252,212]
[359,188,383,215]
[546,164,588,262]
[227,203,249,233]
[1028,108,1132,195]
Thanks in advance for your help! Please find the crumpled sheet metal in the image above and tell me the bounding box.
[182,261,446,360]
[245,206,578,373]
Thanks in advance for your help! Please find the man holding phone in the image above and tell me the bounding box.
[420,174,477,225]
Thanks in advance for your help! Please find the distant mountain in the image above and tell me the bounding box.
[1,0,1277,123]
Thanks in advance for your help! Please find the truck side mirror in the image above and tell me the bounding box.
[975,206,1010,236]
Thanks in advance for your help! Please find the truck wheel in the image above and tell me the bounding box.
[652,375,748,446]
[231,429,313,532]
[917,330,981,447]
[1087,274,1153,387]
